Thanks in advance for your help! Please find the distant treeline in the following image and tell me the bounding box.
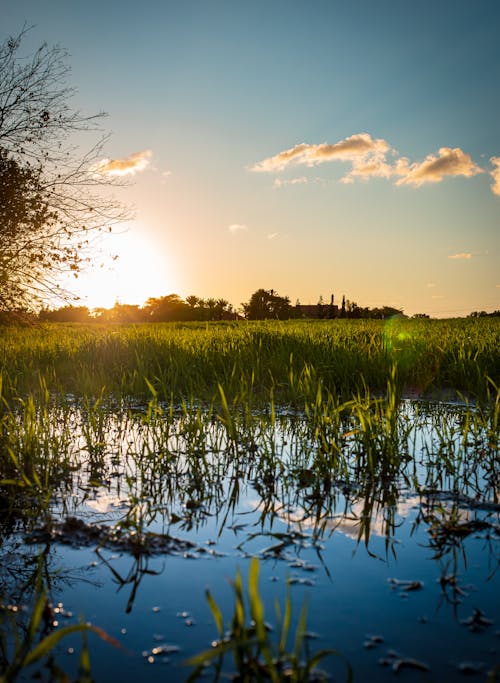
[33,289,406,323]
[2,288,499,324]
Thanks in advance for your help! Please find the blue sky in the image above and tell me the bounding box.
[3,0,500,315]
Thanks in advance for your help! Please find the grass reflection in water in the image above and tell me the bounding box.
[0,380,499,681]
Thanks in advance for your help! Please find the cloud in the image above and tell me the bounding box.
[341,157,397,183]
[267,232,279,240]
[274,176,308,188]
[251,133,391,173]
[228,223,248,233]
[448,252,472,260]
[95,150,152,176]
[490,157,500,196]
[251,134,495,193]
[426,283,436,288]
[396,148,483,187]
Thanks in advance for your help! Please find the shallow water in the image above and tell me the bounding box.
[1,400,499,681]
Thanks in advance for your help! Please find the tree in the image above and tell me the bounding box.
[39,305,90,322]
[242,289,293,320]
[143,294,189,321]
[0,27,127,310]
[340,295,346,318]
[0,149,58,309]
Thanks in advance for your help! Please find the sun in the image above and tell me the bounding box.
[65,224,179,310]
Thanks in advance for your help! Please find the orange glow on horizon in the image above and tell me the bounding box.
[64,226,179,310]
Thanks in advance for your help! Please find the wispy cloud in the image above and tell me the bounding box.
[95,150,152,176]
[274,176,308,188]
[396,148,483,187]
[228,223,248,233]
[426,283,436,288]
[448,252,472,260]
[267,232,279,240]
[490,157,500,196]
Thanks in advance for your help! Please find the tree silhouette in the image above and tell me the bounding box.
[0,27,128,310]
[0,150,63,309]
[340,295,346,318]
[143,294,188,321]
[243,289,293,320]
[39,305,90,323]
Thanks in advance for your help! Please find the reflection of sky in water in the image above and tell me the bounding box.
[3,402,499,682]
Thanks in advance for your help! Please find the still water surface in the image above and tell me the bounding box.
[1,400,499,681]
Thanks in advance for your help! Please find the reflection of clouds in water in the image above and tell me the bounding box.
[85,493,128,514]
[250,495,475,542]
[327,497,419,541]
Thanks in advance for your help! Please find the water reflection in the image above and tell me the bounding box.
[1,400,499,680]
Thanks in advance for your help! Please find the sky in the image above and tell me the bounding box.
[2,0,500,316]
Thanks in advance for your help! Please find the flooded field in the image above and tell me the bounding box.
[1,395,499,682]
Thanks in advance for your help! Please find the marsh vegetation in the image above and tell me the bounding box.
[0,319,499,682]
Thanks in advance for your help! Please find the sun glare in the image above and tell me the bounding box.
[66,226,178,310]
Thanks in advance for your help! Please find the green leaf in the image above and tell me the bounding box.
[24,623,121,667]
[206,589,224,637]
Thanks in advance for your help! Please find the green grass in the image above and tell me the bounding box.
[187,557,351,682]
[1,319,499,404]
[1,317,499,681]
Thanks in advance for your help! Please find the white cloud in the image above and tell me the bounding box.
[274,176,308,188]
[228,223,248,233]
[267,232,279,240]
[396,148,483,187]
[490,157,500,196]
[251,133,391,173]
[251,135,491,192]
[95,150,152,176]
[160,170,172,185]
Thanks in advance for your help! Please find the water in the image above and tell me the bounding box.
[1,400,499,681]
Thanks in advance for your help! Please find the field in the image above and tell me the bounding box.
[1,319,499,682]
[2,318,500,402]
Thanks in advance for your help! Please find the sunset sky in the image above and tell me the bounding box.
[3,0,500,316]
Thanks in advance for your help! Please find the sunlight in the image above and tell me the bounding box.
[67,225,178,310]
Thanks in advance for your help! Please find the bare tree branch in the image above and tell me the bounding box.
[0,26,131,311]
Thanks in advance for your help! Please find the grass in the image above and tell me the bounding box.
[0,551,118,683]
[0,318,499,403]
[187,558,351,682]
[0,318,499,680]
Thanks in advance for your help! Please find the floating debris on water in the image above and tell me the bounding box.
[388,578,424,592]
[456,661,485,674]
[379,649,429,673]
[460,609,493,632]
[288,558,318,572]
[25,516,207,557]
[364,634,384,648]
[142,643,181,658]
[288,576,315,587]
